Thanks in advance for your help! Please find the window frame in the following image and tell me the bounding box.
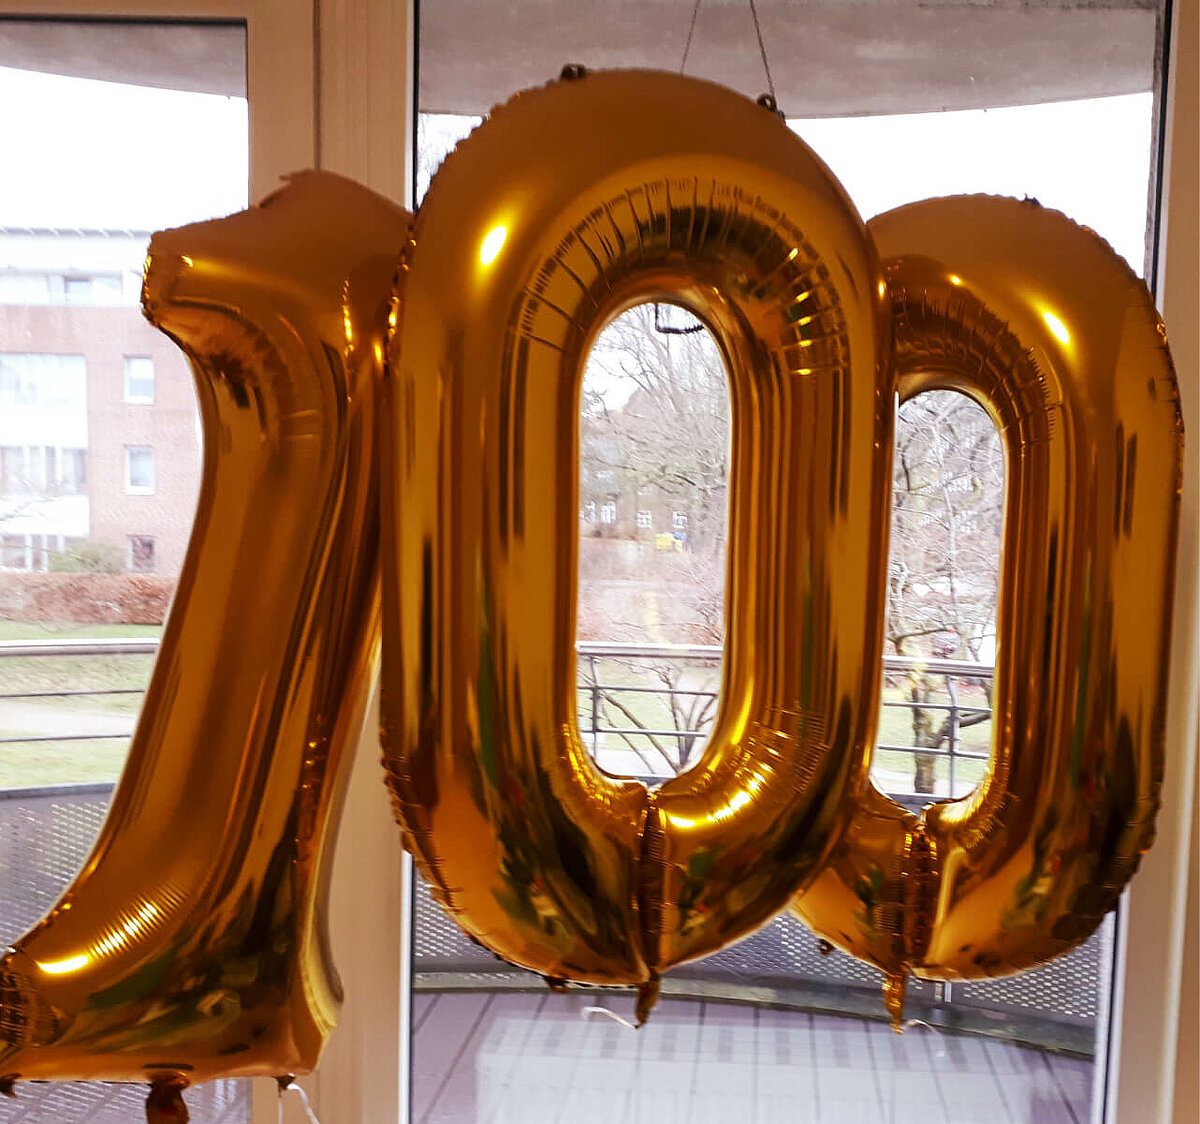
[123,355,155,403]
[125,532,155,572]
[0,3,1192,1123]
[123,443,154,493]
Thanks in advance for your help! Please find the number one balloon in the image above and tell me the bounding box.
[0,171,408,1103]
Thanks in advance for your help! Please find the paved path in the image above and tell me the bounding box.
[0,698,135,740]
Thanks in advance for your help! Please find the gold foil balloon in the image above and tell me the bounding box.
[381,67,890,1009]
[0,171,409,1093]
[793,196,1183,1023]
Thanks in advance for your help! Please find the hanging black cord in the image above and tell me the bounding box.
[747,0,778,108]
[679,0,703,74]
[667,0,781,335]
[654,304,705,336]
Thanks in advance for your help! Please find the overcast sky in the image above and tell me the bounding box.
[419,92,1154,275]
[0,64,1153,274]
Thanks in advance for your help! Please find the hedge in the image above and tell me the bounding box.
[0,572,175,625]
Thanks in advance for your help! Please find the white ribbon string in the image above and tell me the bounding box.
[582,1004,639,1031]
[902,1018,948,1058]
[278,1080,322,1124]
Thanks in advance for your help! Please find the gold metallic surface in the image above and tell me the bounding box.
[145,1076,190,1122]
[0,172,410,1083]
[381,69,890,987]
[793,196,1183,1014]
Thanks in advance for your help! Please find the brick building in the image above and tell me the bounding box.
[0,228,200,576]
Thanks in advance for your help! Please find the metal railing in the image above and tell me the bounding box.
[0,637,157,746]
[0,636,1104,1056]
[1,637,994,797]
[576,640,994,797]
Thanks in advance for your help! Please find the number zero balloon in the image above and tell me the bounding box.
[381,70,1181,1026]
[382,66,888,1016]
[791,195,1183,1022]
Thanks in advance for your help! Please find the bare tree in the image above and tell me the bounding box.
[577,304,729,774]
[577,308,1005,794]
[885,391,1004,793]
[581,303,729,555]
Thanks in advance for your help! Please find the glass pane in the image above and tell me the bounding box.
[414,4,1163,1121]
[0,17,248,1122]
[874,391,1005,802]
[578,304,729,779]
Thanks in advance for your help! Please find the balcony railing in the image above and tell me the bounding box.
[0,636,1105,1056]
[577,641,992,799]
[1,636,992,797]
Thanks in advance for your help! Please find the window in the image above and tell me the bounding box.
[90,274,123,304]
[0,446,26,494]
[0,445,86,495]
[0,533,27,569]
[61,448,86,494]
[25,445,46,491]
[582,500,595,522]
[0,274,50,303]
[0,7,1187,1123]
[636,509,652,529]
[599,500,616,524]
[124,356,154,403]
[127,534,156,573]
[672,511,688,531]
[0,353,86,409]
[124,446,155,493]
[62,276,92,304]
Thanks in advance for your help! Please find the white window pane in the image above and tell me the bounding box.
[125,446,154,492]
[0,18,249,1123]
[418,4,1166,1121]
[124,356,154,402]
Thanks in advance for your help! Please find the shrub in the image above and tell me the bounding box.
[48,541,125,574]
[0,572,175,624]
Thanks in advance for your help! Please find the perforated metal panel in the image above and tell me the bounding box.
[951,918,1109,1023]
[412,870,1105,1054]
[0,787,111,945]
[0,786,250,1124]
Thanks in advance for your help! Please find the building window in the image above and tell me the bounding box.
[0,533,27,569]
[62,448,87,494]
[0,353,86,409]
[0,446,26,494]
[127,535,156,573]
[125,446,155,493]
[124,356,155,403]
[672,511,688,531]
[63,276,92,304]
[600,501,616,524]
[636,509,652,529]
[582,501,596,522]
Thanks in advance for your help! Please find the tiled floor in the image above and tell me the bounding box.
[412,992,1092,1124]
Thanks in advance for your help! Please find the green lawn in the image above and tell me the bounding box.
[1,621,161,787]
[0,738,131,788]
[0,621,163,641]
